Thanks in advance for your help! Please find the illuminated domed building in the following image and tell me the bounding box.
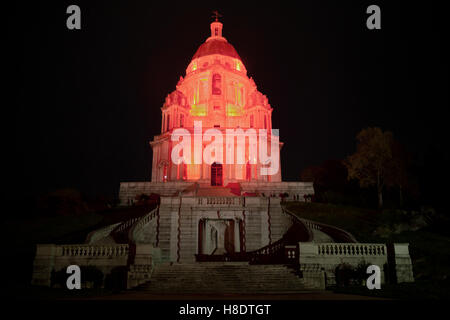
[114,18,315,262]
[120,19,313,200]
[32,17,414,291]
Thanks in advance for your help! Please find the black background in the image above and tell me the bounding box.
[11,1,449,201]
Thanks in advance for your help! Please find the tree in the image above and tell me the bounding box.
[345,127,394,208]
[301,160,355,204]
[386,141,410,207]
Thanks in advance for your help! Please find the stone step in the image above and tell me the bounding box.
[134,263,316,294]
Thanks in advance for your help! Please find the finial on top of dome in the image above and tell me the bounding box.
[211,10,222,22]
[210,11,224,39]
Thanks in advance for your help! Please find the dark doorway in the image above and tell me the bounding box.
[211,162,223,186]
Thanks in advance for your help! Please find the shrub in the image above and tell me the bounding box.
[335,263,355,287]
[354,261,372,285]
[104,266,128,292]
[80,266,104,288]
[335,262,373,287]
[50,269,67,288]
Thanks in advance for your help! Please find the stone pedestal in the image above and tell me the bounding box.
[31,244,56,287]
[127,244,160,289]
[389,243,414,283]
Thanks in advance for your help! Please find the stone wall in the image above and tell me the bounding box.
[298,242,414,286]
[132,196,293,262]
[119,181,194,205]
[241,181,314,200]
[299,242,388,286]
[119,181,315,205]
[31,243,160,289]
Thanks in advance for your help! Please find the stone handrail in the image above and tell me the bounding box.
[299,218,322,231]
[317,243,386,257]
[132,207,159,232]
[85,222,122,244]
[283,207,357,243]
[115,217,141,233]
[281,208,314,242]
[60,244,129,257]
[128,207,159,242]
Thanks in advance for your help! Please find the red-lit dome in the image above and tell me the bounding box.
[192,38,242,61]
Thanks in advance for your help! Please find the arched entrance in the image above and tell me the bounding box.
[197,219,237,256]
[211,162,223,186]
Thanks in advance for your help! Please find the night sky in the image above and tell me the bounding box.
[13,1,449,199]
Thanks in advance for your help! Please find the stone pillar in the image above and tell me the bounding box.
[389,243,414,283]
[234,218,241,252]
[31,244,56,287]
[127,244,160,289]
[298,243,325,290]
[298,242,319,265]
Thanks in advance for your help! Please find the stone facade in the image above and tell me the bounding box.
[131,196,294,262]
[150,20,280,185]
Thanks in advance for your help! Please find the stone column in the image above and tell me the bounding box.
[127,245,161,289]
[31,244,56,287]
[389,243,414,283]
[234,218,241,252]
[298,242,326,289]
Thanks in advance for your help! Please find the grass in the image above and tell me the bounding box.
[285,201,450,299]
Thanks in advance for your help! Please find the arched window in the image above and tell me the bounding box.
[250,115,254,128]
[212,74,221,95]
[166,114,171,131]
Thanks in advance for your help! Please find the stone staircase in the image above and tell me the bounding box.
[133,262,318,294]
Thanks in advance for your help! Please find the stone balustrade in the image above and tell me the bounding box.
[60,244,129,257]
[132,208,159,232]
[317,243,386,257]
[196,196,243,206]
[159,195,282,209]
[129,208,159,244]
[299,219,322,231]
[116,218,140,233]
[85,222,121,244]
